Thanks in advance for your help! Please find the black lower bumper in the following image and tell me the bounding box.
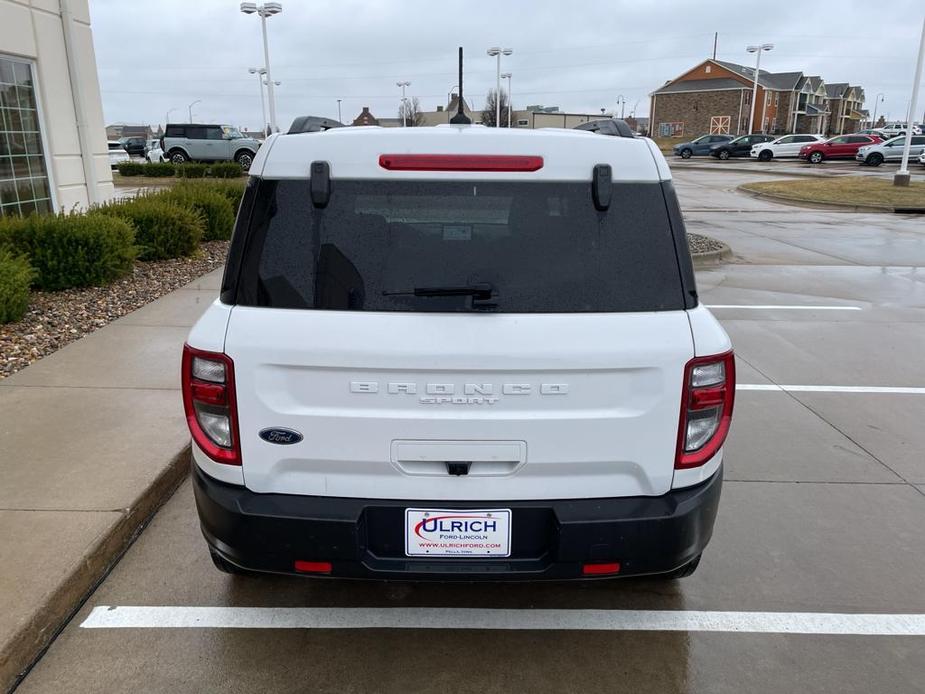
[193,464,722,580]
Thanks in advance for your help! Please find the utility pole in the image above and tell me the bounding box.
[396,81,410,126]
[487,47,512,127]
[895,13,925,187]
[337,99,342,123]
[188,99,201,123]
[746,44,773,133]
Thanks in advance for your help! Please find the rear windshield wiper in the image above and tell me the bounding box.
[382,283,494,300]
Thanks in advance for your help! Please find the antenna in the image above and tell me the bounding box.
[450,47,471,125]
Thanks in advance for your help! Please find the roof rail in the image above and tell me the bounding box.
[287,116,345,134]
[573,118,636,138]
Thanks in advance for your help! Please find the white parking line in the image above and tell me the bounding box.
[738,384,925,394]
[706,305,862,311]
[80,606,925,636]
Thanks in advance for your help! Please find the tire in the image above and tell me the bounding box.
[235,150,255,170]
[655,554,702,580]
[866,153,884,167]
[169,149,188,165]
[718,149,731,160]
[680,148,693,159]
[809,151,824,164]
[757,150,772,162]
[209,549,251,575]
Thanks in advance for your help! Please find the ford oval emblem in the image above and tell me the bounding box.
[258,428,303,445]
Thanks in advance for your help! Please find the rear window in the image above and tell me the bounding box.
[165,125,185,137]
[233,179,686,313]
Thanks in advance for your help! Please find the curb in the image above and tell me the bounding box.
[692,242,733,267]
[670,163,834,179]
[737,186,925,214]
[2,447,191,693]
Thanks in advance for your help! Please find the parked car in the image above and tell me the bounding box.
[146,142,166,163]
[107,140,130,168]
[184,123,733,581]
[709,134,774,160]
[672,134,734,158]
[856,135,925,166]
[750,134,825,161]
[119,136,146,157]
[799,134,882,163]
[920,150,925,167]
[160,123,261,170]
[857,128,888,140]
[880,123,923,138]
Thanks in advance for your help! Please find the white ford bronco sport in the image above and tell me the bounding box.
[183,120,734,580]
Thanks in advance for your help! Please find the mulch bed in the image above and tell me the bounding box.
[687,232,726,254]
[0,241,229,380]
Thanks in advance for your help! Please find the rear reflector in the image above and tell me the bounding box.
[294,560,333,574]
[582,562,621,576]
[379,154,544,172]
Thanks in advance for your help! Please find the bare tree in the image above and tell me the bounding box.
[481,89,512,128]
[398,96,426,127]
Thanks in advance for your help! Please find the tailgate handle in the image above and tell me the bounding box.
[391,441,526,477]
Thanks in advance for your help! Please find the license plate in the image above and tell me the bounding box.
[405,508,512,557]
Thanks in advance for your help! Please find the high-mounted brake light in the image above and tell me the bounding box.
[378,154,544,172]
[182,344,241,465]
[675,351,735,469]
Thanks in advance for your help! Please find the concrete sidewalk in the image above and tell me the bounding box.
[0,268,221,692]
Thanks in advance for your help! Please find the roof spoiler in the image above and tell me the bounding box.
[287,116,345,134]
[573,118,636,138]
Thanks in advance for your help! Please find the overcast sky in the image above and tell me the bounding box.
[90,0,925,131]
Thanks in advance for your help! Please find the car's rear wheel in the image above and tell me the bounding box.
[235,150,254,170]
[718,149,731,160]
[809,151,824,164]
[757,150,772,162]
[169,150,188,165]
[680,148,693,159]
[866,153,884,167]
[655,554,702,580]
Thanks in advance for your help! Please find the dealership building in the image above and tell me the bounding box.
[0,0,112,216]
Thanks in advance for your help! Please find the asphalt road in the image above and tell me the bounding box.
[16,169,925,694]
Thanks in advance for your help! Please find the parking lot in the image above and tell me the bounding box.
[14,167,925,694]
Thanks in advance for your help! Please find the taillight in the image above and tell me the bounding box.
[182,344,241,465]
[378,154,544,172]
[675,351,735,469]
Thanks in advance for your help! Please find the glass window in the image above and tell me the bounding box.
[238,179,686,314]
[0,55,50,217]
[205,127,224,140]
[186,126,207,139]
[776,136,795,144]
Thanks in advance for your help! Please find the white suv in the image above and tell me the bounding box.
[183,123,734,581]
[750,134,825,161]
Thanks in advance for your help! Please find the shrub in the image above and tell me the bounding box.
[161,186,235,241]
[179,179,247,211]
[101,198,203,260]
[208,162,244,178]
[143,162,177,177]
[0,213,135,290]
[116,161,146,177]
[0,248,34,324]
[176,163,208,179]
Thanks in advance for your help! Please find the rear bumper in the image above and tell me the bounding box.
[193,464,722,581]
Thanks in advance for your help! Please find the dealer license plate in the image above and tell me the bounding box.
[405,508,512,557]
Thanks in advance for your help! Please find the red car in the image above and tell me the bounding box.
[799,134,882,163]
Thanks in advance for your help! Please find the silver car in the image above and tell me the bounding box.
[855,136,925,166]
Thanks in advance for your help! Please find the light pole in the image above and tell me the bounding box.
[895,14,925,187]
[240,2,282,133]
[870,93,884,130]
[501,72,512,127]
[165,108,176,127]
[249,67,268,134]
[397,81,411,126]
[616,94,626,119]
[487,47,512,128]
[336,99,342,122]
[746,44,773,133]
[187,99,201,123]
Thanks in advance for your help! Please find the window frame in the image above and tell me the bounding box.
[0,53,57,215]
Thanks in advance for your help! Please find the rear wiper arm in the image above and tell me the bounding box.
[382,283,494,300]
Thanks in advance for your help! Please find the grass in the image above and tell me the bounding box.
[652,136,683,153]
[740,177,925,209]
[111,172,177,188]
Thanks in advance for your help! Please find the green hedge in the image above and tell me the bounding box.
[116,161,245,179]
[207,162,244,178]
[159,186,235,241]
[0,248,34,324]
[100,198,203,260]
[116,161,146,176]
[177,179,246,211]
[0,213,135,290]
[176,163,208,179]
[142,162,177,177]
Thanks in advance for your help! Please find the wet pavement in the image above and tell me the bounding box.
[14,168,925,693]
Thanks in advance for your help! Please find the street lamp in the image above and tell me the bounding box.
[895,14,925,187]
[240,2,282,133]
[501,72,512,127]
[248,67,268,135]
[397,80,411,127]
[336,98,342,123]
[616,94,626,120]
[487,47,512,128]
[165,107,177,127]
[187,99,201,123]
[870,93,884,130]
[746,44,773,134]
